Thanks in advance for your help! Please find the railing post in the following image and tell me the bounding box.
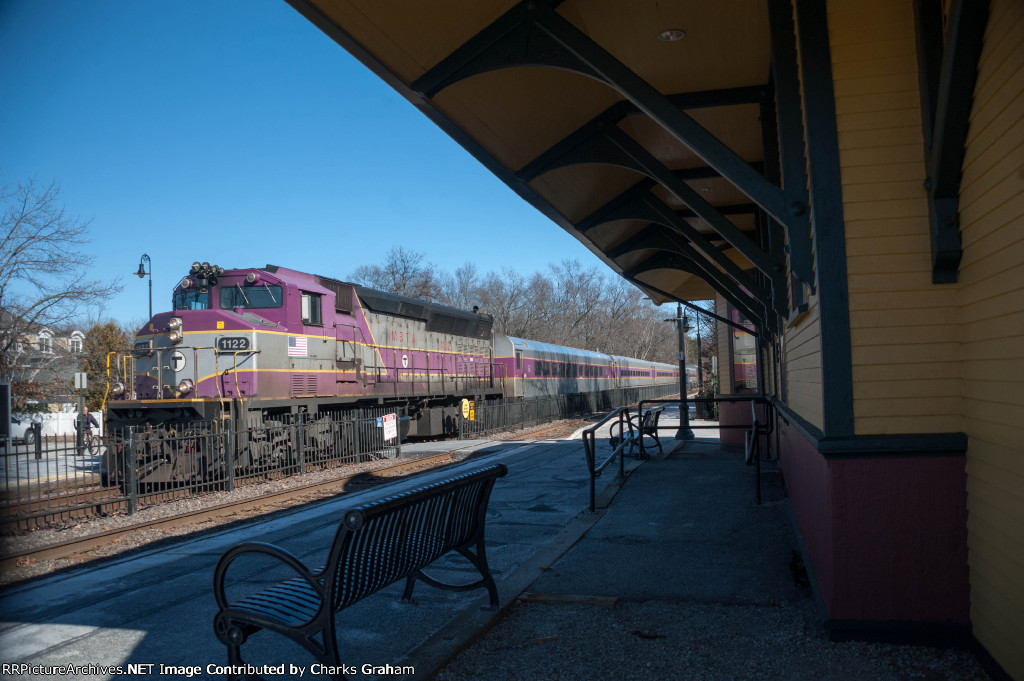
[127,426,139,515]
[293,413,306,474]
[618,410,625,479]
[459,412,464,441]
[225,417,235,492]
[395,410,402,459]
[352,409,361,458]
[32,423,42,460]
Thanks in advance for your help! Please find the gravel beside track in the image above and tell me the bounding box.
[435,599,992,681]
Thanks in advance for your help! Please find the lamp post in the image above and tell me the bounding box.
[136,254,152,319]
[666,303,695,440]
[696,311,704,418]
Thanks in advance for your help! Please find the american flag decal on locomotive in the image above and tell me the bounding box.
[288,336,307,357]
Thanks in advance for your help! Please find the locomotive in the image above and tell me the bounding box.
[107,262,678,435]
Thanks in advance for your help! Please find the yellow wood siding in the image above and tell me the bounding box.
[829,0,963,435]
[957,0,1024,675]
[784,291,824,430]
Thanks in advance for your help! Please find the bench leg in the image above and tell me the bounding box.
[215,612,347,681]
[401,541,499,609]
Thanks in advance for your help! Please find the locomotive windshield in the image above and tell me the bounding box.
[220,284,283,309]
[174,290,210,310]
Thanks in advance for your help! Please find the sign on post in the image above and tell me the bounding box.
[461,399,470,419]
[74,372,88,390]
[382,413,397,442]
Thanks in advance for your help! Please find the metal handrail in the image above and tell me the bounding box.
[581,406,636,512]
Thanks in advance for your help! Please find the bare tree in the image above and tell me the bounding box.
[0,178,120,382]
[437,262,481,310]
[349,246,439,300]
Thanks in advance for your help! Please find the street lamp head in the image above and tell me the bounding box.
[135,262,147,278]
[681,314,692,334]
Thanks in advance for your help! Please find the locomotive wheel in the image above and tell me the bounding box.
[101,435,128,488]
[248,419,293,472]
[304,414,335,462]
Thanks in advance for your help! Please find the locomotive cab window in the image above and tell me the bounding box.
[220,285,283,309]
[175,289,210,310]
[301,292,322,326]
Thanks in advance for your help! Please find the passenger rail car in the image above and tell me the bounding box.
[105,262,678,482]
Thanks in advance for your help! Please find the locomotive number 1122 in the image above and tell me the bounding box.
[217,337,251,352]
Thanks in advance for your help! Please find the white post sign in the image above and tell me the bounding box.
[74,372,88,390]
[382,413,398,442]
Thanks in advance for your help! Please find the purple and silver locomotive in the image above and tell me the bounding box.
[107,261,678,437]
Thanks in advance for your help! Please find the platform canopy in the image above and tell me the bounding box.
[289,0,821,330]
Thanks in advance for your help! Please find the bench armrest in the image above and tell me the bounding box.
[213,542,324,610]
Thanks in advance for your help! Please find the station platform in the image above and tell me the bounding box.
[0,406,990,680]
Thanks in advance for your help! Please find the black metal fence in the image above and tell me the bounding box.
[458,384,680,439]
[1,407,402,528]
[1,387,680,528]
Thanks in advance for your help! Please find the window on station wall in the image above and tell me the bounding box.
[731,308,758,393]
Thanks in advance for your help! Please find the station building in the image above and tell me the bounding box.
[286,1,1023,677]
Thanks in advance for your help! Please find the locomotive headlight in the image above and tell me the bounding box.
[180,278,192,289]
[168,317,183,331]
[168,330,183,344]
[110,381,125,398]
[177,379,194,395]
[246,272,259,284]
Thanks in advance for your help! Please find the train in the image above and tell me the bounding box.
[103,262,678,483]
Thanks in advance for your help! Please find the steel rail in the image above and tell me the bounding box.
[0,452,454,576]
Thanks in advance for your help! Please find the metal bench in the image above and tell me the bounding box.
[632,406,665,458]
[605,406,665,459]
[212,463,508,679]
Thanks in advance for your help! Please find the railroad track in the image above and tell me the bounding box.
[0,415,624,580]
[0,452,454,577]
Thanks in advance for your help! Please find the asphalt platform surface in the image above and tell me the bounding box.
[0,408,993,681]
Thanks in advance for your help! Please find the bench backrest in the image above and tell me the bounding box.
[641,408,663,429]
[326,463,508,610]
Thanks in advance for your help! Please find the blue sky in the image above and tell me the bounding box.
[0,0,608,326]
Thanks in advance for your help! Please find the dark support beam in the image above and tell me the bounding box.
[520,121,781,278]
[676,202,758,220]
[528,5,799,232]
[767,0,814,285]
[576,179,659,233]
[578,188,771,302]
[601,125,781,280]
[412,2,803,239]
[670,241,769,330]
[794,0,854,437]
[606,226,665,259]
[760,90,797,318]
[624,252,764,330]
[914,0,944,151]
[915,0,990,283]
[622,276,758,334]
[608,227,766,321]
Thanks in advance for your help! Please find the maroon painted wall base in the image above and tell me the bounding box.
[777,410,969,629]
